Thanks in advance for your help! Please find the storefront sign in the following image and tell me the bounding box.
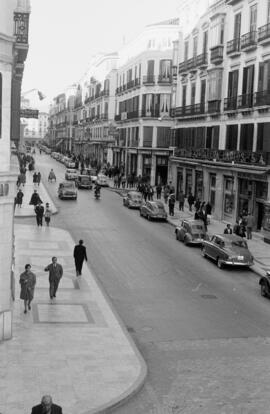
[20,109,39,119]
[238,172,268,181]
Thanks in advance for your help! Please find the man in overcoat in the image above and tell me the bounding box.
[31,395,62,414]
[44,257,63,301]
[73,240,88,276]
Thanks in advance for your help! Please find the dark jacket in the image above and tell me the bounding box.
[44,263,63,282]
[73,245,87,261]
[29,193,42,206]
[35,205,44,217]
[31,403,62,414]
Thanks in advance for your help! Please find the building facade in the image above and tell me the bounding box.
[170,0,270,232]
[113,19,179,185]
[0,0,30,341]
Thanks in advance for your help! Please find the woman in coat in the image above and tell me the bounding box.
[19,264,36,313]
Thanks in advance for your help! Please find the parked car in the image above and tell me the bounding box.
[259,271,270,298]
[96,173,108,186]
[81,168,97,183]
[201,234,254,269]
[75,174,92,189]
[65,159,76,168]
[123,191,143,209]
[140,201,167,221]
[65,168,78,180]
[58,181,77,200]
[175,219,208,245]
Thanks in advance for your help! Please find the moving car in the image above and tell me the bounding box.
[175,219,207,245]
[81,168,97,183]
[140,201,167,221]
[259,271,270,298]
[65,159,76,168]
[201,234,254,269]
[96,173,108,186]
[123,191,143,209]
[75,174,92,189]
[58,181,77,200]
[65,168,78,180]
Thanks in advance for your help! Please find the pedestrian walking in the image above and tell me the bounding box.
[246,212,254,239]
[233,219,241,236]
[31,395,62,414]
[36,171,41,186]
[168,181,175,194]
[44,203,52,226]
[44,257,63,302]
[178,190,185,211]
[168,193,176,216]
[33,172,38,186]
[15,189,24,208]
[164,185,170,204]
[156,184,162,199]
[19,264,36,314]
[35,202,44,227]
[187,192,195,211]
[73,240,88,276]
[148,185,154,201]
[224,223,233,234]
[29,189,42,207]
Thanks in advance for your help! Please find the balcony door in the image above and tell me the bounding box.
[228,70,239,108]
[200,79,206,111]
[203,31,208,54]
[234,13,241,39]
[258,61,270,92]
[191,83,196,106]
[250,4,257,32]
[242,65,254,105]
[147,60,155,78]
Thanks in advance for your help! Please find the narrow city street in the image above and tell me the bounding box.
[17,153,270,413]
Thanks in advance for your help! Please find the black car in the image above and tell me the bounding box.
[259,271,270,298]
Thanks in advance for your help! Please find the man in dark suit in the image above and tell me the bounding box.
[44,257,63,301]
[73,239,88,276]
[31,395,62,414]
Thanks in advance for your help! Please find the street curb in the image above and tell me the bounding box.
[80,255,147,414]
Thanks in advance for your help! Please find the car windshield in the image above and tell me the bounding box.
[131,194,142,200]
[63,182,74,188]
[191,225,204,231]
[231,240,248,248]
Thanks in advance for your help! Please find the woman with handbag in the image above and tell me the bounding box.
[19,264,36,314]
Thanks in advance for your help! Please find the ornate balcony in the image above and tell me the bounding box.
[127,110,139,119]
[196,52,208,69]
[227,38,241,57]
[14,12,30,63]
[241,31,257,51]
[178,61,188,74]
[114,114,121,121]
[173,148,269,165]
[173,103,205,118]
[258,23,270,45]
[134,78,141,87]
[254,90,270,107]
[158,75,172,84]
[210,45,224,65]
[187,57,197,71]
[224,96,237,111]
[143,75,155,85]
[126,80,135,90]
[237,94,253,109]
[207,100,221,113]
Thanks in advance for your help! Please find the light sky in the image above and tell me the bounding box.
[22,0,209,101]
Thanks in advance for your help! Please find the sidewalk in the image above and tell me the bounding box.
[106,181,270,278]
[0,223,147,414]
[15,170,57,217]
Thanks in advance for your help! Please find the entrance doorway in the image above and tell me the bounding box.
[255,202,264,230]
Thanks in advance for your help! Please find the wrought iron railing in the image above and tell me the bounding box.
[241,31,257,49]
[207,100,221,113]
[227,38,241,54]
[224,96,237,111]
[143,75,155,84]
[254,90,270,106]
[157,75,172,84]
[210,45,224,63]
[258,23,270,42]
[237,93,253,108]
[173,148,269,165]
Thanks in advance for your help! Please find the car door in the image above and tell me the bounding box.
[212,236,223,260]
[179,221,187,241]
[205,235,217,258]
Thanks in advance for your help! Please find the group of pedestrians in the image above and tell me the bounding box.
[229,211,255,239]
[19,240,88,312]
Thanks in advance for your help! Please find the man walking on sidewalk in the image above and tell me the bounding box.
[44,257,63,302]
[246,212,254,240]
[73,240,88,276]
[35,202,44,227]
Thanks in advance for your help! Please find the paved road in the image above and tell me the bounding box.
[22,153,270,413]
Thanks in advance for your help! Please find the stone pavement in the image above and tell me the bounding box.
[0,223,147,414]
[15,170,57,217]
[106,181,270,278]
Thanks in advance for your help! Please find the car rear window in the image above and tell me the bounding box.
[191,225,204,230]
[63,183,75,188]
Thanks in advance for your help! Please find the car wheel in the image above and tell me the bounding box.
[261,281,268,297]
[183,236,188,245]
[175,231,179,241]
[147,214,151,221]
[217,258,223,269]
